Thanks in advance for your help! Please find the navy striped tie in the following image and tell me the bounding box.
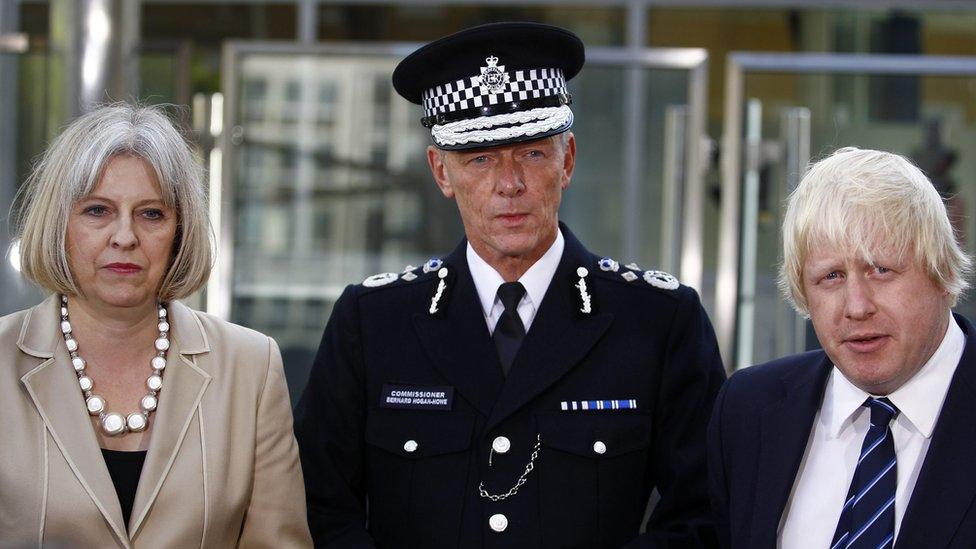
[830,397,899,549]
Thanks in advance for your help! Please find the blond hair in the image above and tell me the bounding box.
[780,146,971,315]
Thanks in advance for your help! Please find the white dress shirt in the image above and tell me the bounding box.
[778,313,964,549]
[467,229,564,334]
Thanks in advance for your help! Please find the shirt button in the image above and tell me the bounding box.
[492,436,511,454]
[403,440,418,453]
[489,513,508,532]
[593,441,607,455]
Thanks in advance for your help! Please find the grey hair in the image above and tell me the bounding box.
[779,146,971,315]
[13,103,213,301]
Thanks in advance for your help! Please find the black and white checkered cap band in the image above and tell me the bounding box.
[422,68,567,117]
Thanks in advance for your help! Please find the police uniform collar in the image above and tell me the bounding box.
[466,229,565,321]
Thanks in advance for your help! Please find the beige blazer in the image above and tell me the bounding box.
[0,295,312,548]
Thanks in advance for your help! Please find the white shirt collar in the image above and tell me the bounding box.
[823,311,964,439]
[466,229,565,318]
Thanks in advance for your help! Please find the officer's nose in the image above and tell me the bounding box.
[496,159,525,198]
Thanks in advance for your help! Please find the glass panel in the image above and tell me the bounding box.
[140,50,178,104]
[740,71,976,367]
[566,67,690,264]
[15,50,48,184]
[1,47,49,314]
[227,51,693,402]
[229,53,443,402]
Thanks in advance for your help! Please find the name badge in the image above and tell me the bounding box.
[380,384,454,411]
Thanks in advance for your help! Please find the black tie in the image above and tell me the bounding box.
[493,282,526,376]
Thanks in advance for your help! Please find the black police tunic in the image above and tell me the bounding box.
[295,224,726,548]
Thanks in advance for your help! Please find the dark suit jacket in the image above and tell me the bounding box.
[708,312,976,549]
[295,224,726,548]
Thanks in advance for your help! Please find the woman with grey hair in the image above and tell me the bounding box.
[0,104,311,547]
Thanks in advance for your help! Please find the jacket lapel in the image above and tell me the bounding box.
[412,243,505,418]
[129,301,211,536]
[485,228,613,432]
[895,313,976,548]
[749,353,831,548]
[18,295,130,547]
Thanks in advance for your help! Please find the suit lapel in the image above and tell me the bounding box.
[18,295,130,547]
[749,354,831,548]
[412,244,504,418]
[485,229,613,432]
[895,313,976,548]
[129,301,211,536]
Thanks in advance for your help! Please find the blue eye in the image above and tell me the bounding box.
[824,271,839,280]
[83,205,108,216]
[143,209,165,220]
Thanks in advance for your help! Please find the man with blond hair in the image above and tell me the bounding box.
[708,147,976,549]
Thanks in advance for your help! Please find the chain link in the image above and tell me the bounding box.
[478,434,542,501]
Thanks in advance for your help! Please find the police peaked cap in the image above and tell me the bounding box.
[393,22,585,150]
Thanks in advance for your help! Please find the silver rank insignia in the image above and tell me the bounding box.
[643,270,679,290]
[621,271,638,282]
[429,267,449,314]
[598,257,619,272]
[478,55,510,94]
[423,258,443,273]
[363,272,399,287]
[575,267,593,314]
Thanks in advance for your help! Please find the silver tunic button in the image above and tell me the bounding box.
[403,440,418,453]
[593,441,607,455]
[489,513,508,532]
[492,436,511,454]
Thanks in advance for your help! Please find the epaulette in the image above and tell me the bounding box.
[360,257,458,315]
[566,257,680,316]
[360,257,445,288]
[591,257,680,291]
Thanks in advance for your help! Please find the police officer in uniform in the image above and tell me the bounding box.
[295,22,726,548]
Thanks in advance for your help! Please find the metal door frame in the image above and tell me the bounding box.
[716,51,976,369]
[212,40,709,319]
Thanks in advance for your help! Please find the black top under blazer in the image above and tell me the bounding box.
[708,313,976,549]
[295,224,727,548]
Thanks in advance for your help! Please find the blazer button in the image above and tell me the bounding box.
[489,513,508,532]
[492,436,511,454]
[404,440,418,453]
[593,441,607,455]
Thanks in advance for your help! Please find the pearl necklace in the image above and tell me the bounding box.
[59,295,170,436]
